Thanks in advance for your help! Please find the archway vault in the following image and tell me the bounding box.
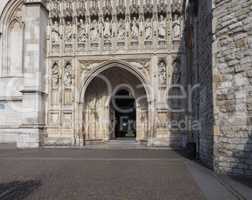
[79,60,150,143]
[79,60,151,104]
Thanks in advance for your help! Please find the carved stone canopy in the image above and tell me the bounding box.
[130,0,140,16]
[144,0,153,16]
[76,0,86,17]
[103,0,112,16]
[172,0,183,15]
[158,0,167,15]
[89,0,99,16]
[49,0,60,19]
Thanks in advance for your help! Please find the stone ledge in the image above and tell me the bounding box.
[0,96,23,101]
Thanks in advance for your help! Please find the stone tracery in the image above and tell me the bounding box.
[47,0,183,53]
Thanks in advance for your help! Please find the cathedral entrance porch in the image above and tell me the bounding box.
[81,64,149,144]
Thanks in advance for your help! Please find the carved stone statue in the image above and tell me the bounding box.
[126,17,130,36]
[90,19,99,41]
[51,20,61,43]
[173,14,181,39]
[64,64,72,87]
[159,60,167,85]
[78,19,88,43]
[65,21,73,42]
[103,17,112,39]
[144,18,152,40]
[131,17,139,40]
[118,18,126,40]
[172,58,181,83]
[52,64,60,87]
[158,15,166,40]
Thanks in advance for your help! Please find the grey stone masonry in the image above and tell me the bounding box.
[213,0,252,175]
[186,0,252,176]
[18,0,48,148]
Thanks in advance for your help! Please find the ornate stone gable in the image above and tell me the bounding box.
[46,0,183,55]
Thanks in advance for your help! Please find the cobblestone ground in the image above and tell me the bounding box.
[0,149,241,200]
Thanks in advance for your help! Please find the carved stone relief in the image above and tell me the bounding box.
[64,63,72,87]
[90,19,99,42]
[46,0,182,53]
[117,18,126,40]
[65,21,74,42]
[159,60,167,85]
[51,20,61,44]
[52,63,60,88]
[103,17,112,40]
[158,15,166,40]
[144,18,153,40]
[131,17,139,40]
[173,13,181,40]
[78,19,88,43]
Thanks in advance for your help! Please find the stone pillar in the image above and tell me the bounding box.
[18,0,48,148]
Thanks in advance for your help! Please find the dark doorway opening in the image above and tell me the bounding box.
[111,89,136,139]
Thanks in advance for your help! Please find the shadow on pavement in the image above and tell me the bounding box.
[0,180,41,200]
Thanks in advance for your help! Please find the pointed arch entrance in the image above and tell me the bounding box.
[79,61,150,143]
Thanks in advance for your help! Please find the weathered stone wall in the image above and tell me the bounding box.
[188,0,252,175]
[0,0,24,145]
[186,0,214,168]
[213,0,252,175]
[194,0,214,168]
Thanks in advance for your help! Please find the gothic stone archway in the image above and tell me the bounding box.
[81,65,149,143]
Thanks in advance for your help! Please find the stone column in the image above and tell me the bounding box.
[18,0,48,148]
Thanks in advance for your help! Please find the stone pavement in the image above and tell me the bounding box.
[0,149,251,200]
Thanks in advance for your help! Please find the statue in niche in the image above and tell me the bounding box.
[158,15,166,40]
[139,17,144,35]
[64,64,72,87]
[131,17,139,40]
[78,19,88,43]
[112,18,117,37]
[65,21,73,42]
[159,60,167,85]
[90,19,99,41]
[118,18,126,40]
[103,17,112,39]
[145,18,153,40]
[126,17,130,36]
[173,14,181,39]
[172,58,181,83]
[52,64,60,87]
[51,20,61,44]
